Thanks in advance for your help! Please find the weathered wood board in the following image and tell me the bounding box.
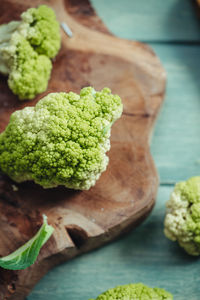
[91,0,200,42]
[0,0,166,299]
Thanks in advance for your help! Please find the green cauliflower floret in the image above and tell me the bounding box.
[164,176,200,256]
[7,36,52,100]
[89,283,173,300]
[20,5,61,58]
[0,5,61,100]
[0,87,123,190]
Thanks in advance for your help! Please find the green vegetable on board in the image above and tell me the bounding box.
[89,283,173,300]
[0,87,123,190]
[164,176,200,256]
[0,215,54,270]
[0,5,61,100]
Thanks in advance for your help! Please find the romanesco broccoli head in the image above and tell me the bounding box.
[0,5,60,100]
[164,176,200,256]
[21,5,61,58]
[0,87,123,190]
[89,283,173,300]
[8,36,52,100]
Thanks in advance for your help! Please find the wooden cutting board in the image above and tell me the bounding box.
[0,0,166,299]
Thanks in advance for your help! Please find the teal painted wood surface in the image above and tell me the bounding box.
[91,0,200,42]
[28,187,200,300]
[28,1,200,299]
[151,44,200,184]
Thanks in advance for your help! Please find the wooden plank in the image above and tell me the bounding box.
[151,44,200,184]
[0,0,166,298]
[91,0,200,41]
[29,36,200,300]
[25,1,200,300]
[28,185,200,300]
[1,0,199,299]
[27,2,200,300]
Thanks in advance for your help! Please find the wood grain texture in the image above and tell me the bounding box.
[0,0,166,299]
[151,44,200,184]
[29,186,200,300]
[29,1,200,300]
[28,55,200,299]
[91,0,200,42]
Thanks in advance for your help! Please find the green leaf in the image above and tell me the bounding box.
[0,215,54,270]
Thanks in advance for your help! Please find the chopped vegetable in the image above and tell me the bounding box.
[0,87,123,190]
[0,5,61,100]
[0,215,54,270]
[164,176,200,256]
[89,283,173,300]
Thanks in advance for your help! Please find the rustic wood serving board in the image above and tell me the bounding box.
[0,0,166,299]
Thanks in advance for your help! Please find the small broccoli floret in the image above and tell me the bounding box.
[0,87,123,190]
[0,5,60,100]
[8,36,52,100]
[21,5,61,58]
[89,283,173,300]
[164,176,200,256]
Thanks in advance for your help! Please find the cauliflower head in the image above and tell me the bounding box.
[0,87,123,190]
[0,5,60,100]
[164,176,200,256]
[89,283,173,300]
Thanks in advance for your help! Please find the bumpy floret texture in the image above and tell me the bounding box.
[164,176,200,256]
[0,87,123,190]
[8,37,52,100]
[89,283,173,300]
[0,5,60,100]
[21,5,61,58]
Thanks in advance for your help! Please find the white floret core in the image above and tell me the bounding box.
[164,190,189,242]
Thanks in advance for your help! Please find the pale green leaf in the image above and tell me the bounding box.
[0,215,54,270]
